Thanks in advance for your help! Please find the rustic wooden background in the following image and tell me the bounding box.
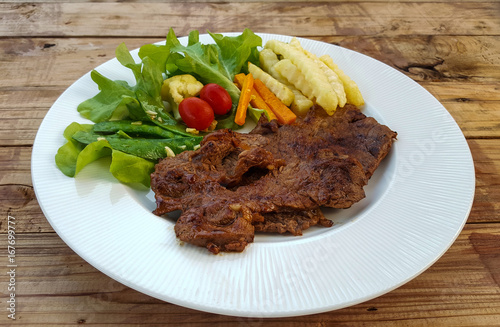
[1,0,499,325]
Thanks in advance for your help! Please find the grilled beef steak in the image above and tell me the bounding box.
[151,104,397,254]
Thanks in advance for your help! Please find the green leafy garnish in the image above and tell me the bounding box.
[56,122,156,187]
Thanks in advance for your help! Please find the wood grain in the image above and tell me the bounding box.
[1,0,499,324]
[2,36,499,88]
[1,2,499,38]
[1,224,498,326]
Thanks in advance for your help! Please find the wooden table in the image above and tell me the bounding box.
[1,0,499,325]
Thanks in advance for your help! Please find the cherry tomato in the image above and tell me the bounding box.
[199,83,232,115]
[178,97,214,131]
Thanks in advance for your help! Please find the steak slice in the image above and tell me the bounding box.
[152,128,366,253]
[151,104,396,254]
[251,104,397,178]
[253,208,332,236]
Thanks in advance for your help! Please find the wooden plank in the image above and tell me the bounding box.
[422,81,500,102]
[442,101,500,139]
[0,38,129,89]
[468,139,500,223]
[1,2,499,38]
[0,147,32,186]
[315,35,500,84]
[0,184,47,233]
[1,139,498,233]
[2,35,498,88]
[0,0,494,3]
[1,224,499,325]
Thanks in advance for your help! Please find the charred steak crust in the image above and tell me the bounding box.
[150,104,397,254]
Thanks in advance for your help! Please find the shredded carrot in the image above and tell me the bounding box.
[235,73,254,126]
[253,78,297,125]
[234,73,277,121]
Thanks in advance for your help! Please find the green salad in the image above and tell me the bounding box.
[56,28,263,187]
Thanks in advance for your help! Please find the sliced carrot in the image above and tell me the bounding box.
[234,73,277,121]
[235,73,254,126]
[253,78,297,125]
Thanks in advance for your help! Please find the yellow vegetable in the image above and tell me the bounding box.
[289,88,314,116]
[319,55,364,106]
[259,48,281,76]
[161,74,204,120]
[265,39,338,115]
[302,48,347,107]
[259,49,313,115]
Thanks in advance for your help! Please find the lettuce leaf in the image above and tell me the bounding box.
[55,122,94,176]
[109,150,156,187]
[55,122,155,187]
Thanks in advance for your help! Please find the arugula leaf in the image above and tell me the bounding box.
[77,70,139,123]
[116,43,142,80]
[208,29,262,78]
[138,42,171,74]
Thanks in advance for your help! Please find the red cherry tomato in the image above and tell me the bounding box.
[200,83,232,115]
[178,97,214,131]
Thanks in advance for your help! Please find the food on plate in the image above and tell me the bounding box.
[56,29,263,186]
[252,78,297,125]
[234,73,254,126]
[178,97,216,131]
[265,39,340,115]
[233,73,277,121]
[56,29,366,187]
[234,72,296,125]
[55,121,203,186]
[247,62,295,107]
[54,28,396,255]
[264,38,364,115]
[151,105,397,254]
[304,49,347,107]
[319,55,364,106]
[259,48,313,115]
[161,74,204,121]
[199,83,232,115]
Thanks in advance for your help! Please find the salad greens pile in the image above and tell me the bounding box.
[56,28,263,187]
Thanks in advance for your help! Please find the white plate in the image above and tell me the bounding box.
[32,33,475,317]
